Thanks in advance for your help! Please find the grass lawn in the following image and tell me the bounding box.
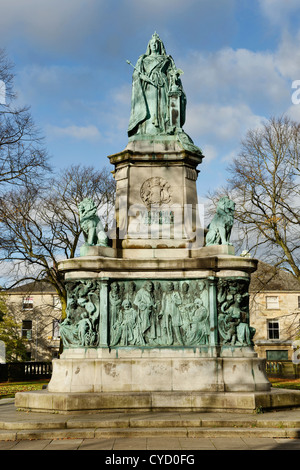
[268,377,300,390]
[0,380,50,399]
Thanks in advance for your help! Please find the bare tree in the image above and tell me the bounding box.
[0,48,50,190]
[0,165,116,318]
[0,293,28,361]
[208,115,300,281]
[0,49,15,102]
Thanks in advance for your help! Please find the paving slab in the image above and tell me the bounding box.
[273,438,300,450]
[0,440,20,450]
[113,437,148,450]
[146,437,182,450]
[210,437,250,450]
[179,437,216,450]
[9,439,52,450]
[241,437,278,450]
[43,439,84,450]
[77,438,115,450]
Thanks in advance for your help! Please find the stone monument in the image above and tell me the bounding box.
[16,33,296,413]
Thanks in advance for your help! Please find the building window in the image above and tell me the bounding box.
[266,296,279,309]
[23,296,33,310]
[52,320,60,340]
[298,296,300,309]
[266,350,288,361]
[25,351,31,361]
[22,320,32,340]
[267,320,280,340]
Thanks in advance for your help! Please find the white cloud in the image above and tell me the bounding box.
[221,148,239,162]
[285,102,300,122]
[258,0,300,26]
[112,83,131,107]
[129,0,198,15]
[275,31,300,80]
[201,144,218,163]
[14,63,97,111]
[177,36,300,151]
[181,46,289,111]
[185,103,264,143]
[47,124,101,141]
[0,0,105,51]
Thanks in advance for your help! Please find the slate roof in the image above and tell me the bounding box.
[3,281,56,295]
[250,261,300,292]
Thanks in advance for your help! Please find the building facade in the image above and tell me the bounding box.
[250,262,300,361]
[4,282,61,361]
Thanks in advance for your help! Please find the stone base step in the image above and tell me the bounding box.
[15,388,300,414]
[2,410,300,440]
[3,415,300,431]
[1,426,300,441]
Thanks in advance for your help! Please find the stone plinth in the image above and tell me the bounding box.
[46,347,269,394]
[108,139,204,252]
[16,388,300,414]
[57,246,257,278]
[15,247,276,414]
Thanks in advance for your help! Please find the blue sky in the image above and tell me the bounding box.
[1,0,300,200]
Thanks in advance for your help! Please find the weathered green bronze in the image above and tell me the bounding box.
[127,32,202,155]
[59,277,254,350]
[78,198,108,253]
[205,196,235,246]
[60,280,101,347]
[58,37,252,354]
[217,278,255,347]
[127,31,186,137]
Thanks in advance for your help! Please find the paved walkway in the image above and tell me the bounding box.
[1,436,300,450]
[2,398,300,450]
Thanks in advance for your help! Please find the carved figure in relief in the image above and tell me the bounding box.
[111,300,139,347]
[196,280,208,309]
[217,279,238,345]
[124,281,137,306]
[108,279,210,348]
[186,298,210,345]
[178,282,193,341]
[180,282,193,312]
[134,281,158,344]
[109,282,122,326]
[225,294,252,346]
[205,197,235,246]
[217,279,253,346]
[77,312,93,346]
[59,317,79,347]
[59,280,101,348]
[218,311,236,345]
[120,300,139,346]
[159,281,183,345]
